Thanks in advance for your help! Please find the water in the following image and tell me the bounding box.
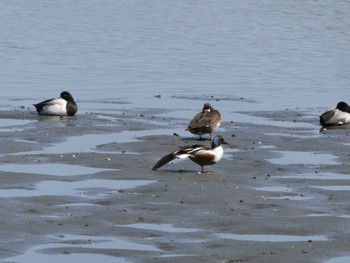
[0,179,156,198]
[274,172,350,180]
[0,163,115,176]
[1,1,349,114]
[268,151,339,165]
[116,223,200,233]
[11,128,184,155]
[324,256,350,263]
[217,233,328,242]
[0,2,348,262]
[3,234,160,263]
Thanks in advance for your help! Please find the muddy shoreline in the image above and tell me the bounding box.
[0,107,350,263]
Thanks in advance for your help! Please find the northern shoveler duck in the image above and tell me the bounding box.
[33,91,78,116]
[186,103,222,140]
[320,101,350,127]
[152,135,228,173]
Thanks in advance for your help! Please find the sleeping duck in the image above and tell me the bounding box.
[320,101,350,127]
[186,103,222,140]
[33,91,78,116]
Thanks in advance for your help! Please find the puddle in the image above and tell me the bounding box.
[3,233,160,263]
[268,151,339,165]
[223,148,240,160]
[255,186,313,200]
[56,202,102,207]
[15,139,39,144]
[0,127,25,132]
[13,128,182,155]
[324,256,350,263]
[229,112,317,129]
[0,163,115,176]
[264,132,319,139]
[3,252,129,263]
[116,223,200,233]
[267,195,314,201]
[0,179,156,198]
[274,173,350,180]
[307,214,350,219]
[46,234,161,251]
[259,145,276,149]
[311,185,350,191]
[255,186,293,193]
[217,233,328,242]
[0,119,34,128]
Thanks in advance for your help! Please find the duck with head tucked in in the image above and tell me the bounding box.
[152,135,228,174]
[33,91,78,116]
[320,101,350,127]
[186,103,222,140]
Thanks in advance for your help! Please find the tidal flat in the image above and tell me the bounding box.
[0,107,349,263]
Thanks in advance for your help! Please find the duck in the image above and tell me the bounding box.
[152,135,228,173]
[33,91,78,116]
[186,103,222,140]
[320,101,350,127]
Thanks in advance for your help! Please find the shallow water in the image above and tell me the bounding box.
[0,163,114,176]
[268,151,339,165]
[217,233,328,242]
[116,223,200,233]
[311,185,350,192]
[3,234,160,263]
[0,119,34,127]
[12,128,183,155]
[4,252,130,263]
[323,256,350,263]
[274,172,350,180]
[255,186,293,193]
[0,179,156,198]
[1,1,349,114]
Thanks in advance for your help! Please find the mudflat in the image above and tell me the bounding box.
[0,107,349,263]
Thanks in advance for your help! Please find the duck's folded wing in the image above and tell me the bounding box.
[320,109,350,126]
[187,113,210,129]
[33,97,56,107]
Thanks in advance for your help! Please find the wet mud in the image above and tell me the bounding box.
[0,107,350,263]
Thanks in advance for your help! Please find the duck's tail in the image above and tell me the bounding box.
[152,150,189,171]
[320,110,335,126]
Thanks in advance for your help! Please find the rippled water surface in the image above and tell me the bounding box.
[1,0,349,114]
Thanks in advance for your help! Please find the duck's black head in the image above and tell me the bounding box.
[60,91,75,102]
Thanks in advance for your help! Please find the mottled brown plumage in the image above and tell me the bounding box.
[187,103,221,140]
